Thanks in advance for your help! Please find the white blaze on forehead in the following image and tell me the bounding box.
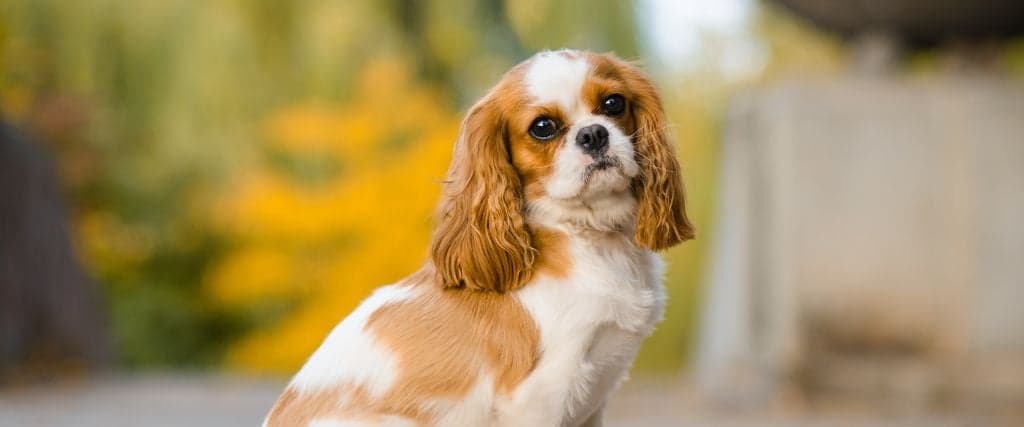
[524,51,591,112]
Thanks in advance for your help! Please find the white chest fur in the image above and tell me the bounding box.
[502,230,667,426]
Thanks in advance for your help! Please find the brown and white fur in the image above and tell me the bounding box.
[264,49,695,427]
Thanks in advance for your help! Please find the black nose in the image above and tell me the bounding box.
[575,124,609,156]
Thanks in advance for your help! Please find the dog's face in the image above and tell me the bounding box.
[432,50,694,292]
[511,51,640,204]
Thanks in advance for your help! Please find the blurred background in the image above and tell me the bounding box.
[1,0,1022,425]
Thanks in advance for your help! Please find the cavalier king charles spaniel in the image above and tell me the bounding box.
[264,49,694,427]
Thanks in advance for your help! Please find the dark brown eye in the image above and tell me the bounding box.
[528,117,558,141]
[600,94,626,116]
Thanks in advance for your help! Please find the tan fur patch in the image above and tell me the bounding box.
[265,270,538,426]
[368,273,539,397]
[532,227,571,278]
[265,387,309,426]
[265,384,420,426]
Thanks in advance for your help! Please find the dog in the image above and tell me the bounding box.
[264,49,694,427]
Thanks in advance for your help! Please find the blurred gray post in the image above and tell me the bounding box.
[0,120,111,380]
[696,0,1024,411]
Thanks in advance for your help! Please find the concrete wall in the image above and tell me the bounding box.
[696,75,1024,411]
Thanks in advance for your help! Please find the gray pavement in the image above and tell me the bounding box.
[0,375,1010,426]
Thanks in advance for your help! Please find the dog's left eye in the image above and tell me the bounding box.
[600,94,626,116]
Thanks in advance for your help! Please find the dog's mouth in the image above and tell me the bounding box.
[581,157,627,190]
[586,157,620,173]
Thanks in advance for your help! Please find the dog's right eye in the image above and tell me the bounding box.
[528,117,559,141]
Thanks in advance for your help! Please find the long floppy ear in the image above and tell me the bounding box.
[429,97,536,292]
[627,66,696,250]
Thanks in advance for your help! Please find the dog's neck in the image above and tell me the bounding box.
[525,191,638,240]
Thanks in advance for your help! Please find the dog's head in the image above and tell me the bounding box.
[431,50,694,292]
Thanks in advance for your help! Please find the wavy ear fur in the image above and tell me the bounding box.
[626,64,696,249]
[429,97,536,292]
